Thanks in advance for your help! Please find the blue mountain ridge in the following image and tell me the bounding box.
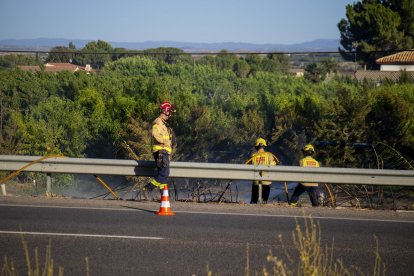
[0,38,340,52]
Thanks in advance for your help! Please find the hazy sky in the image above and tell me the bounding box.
[0,0,356,44]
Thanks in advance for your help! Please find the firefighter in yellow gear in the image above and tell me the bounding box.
[291,144,321,207]
[145,101,175,191]
[245,138,280,204]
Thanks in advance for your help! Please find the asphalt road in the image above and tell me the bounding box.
[0,197,413,275]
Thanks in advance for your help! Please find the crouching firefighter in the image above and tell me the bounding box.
[290,144,321,207]
[146,101,176,192]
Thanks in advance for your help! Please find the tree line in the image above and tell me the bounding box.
[0,51,413,170]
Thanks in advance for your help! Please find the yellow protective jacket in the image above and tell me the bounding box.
[151,116,173,154]
[300,156,320,187]
[245,149,280,185]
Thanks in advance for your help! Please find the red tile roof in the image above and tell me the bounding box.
[45,63,83,72]
[376,49,414,64]
[19,63,95,73]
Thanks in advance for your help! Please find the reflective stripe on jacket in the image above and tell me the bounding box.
[245,150,279,185]
[300,156,320,187]
[151,116,172,154]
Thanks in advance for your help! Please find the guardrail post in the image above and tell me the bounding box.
[46,173,52,194]
[1,184,6,196]
[258,184,262,204]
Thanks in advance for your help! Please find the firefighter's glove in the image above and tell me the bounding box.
[156,154,163,168]
[161,153,170,168]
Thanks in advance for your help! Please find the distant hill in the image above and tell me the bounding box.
[0,38,340,52]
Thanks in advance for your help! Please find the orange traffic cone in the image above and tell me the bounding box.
[156,185,175,216]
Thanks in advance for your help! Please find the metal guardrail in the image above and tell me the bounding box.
[1,155,414,186]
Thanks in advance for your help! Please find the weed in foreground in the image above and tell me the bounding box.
[1,232,92,276]
[1,233,64,276]
[203,216,386,276]
[265,217,386,275]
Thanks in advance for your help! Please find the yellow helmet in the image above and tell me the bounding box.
[255,138,267,147]
[303,144,315,153]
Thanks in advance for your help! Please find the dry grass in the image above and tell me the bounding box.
[1,233,64,276]
[2,218,386,276]
[204,216,386,276]
[265,217,351,276]
[1,234,92,276]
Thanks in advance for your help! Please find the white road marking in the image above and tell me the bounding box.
[1,203,413,224]
[0,203,138,212]
[396,210,414,213]
[173,210,414,224]
[0,230,164,240]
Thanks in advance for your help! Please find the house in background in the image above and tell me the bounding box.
[376,49,414,72]
[289,68,305,77]
[355,49,414,85]
[19,62,95,74]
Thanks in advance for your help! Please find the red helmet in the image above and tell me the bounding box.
[159,101,175,113]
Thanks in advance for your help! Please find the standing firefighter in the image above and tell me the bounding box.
[291,144,321,207]
[146,101,175,191]
[245,138,280,204]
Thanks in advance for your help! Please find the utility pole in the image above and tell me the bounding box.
[352,41,358,73]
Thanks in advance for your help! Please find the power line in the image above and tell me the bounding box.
[0,49,412,56]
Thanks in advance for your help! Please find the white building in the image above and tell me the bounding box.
[354,49,414,85]
[376,49,414,71]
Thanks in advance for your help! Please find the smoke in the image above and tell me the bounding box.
[56,175,296,203]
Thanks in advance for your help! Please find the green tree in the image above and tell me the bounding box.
[366,89,412,147]
[304,63,328,83]
[0,54,39,68]
[0,106,24,154]
[197,55,216,67]
[321,58,339,75]
[143,47,192,64]
[233,59,250,78]
[75,87,107,136]
[112,47,136,61]
[215,50,238,71]
[68,42,76,50]
[316,83,371,167]
[20,97,90,156]
[260,53,290,73]
[47,43,76,63]
[243,54,262,76]
[383,0,414,39]
[103,56,158,77]
[76,40,113,69]
[304,59,339,83]
[338,0,413,68]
